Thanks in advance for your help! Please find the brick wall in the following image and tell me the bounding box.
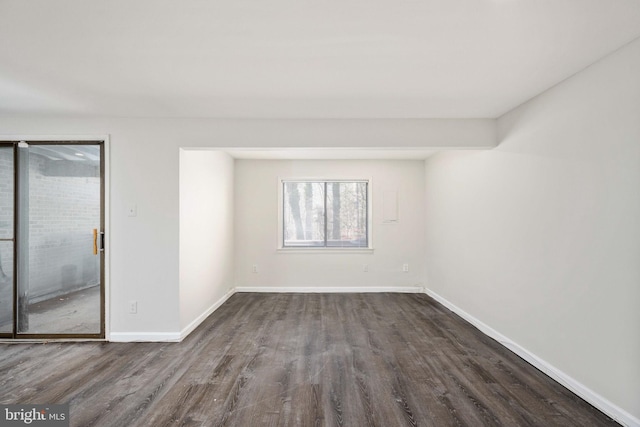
[28,154,100,301]
[0,148,100,304]
[0,148,14,328]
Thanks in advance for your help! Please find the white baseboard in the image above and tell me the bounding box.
[109,332,181,342]
[424,288,640,427]
[110,288,236,343]
[235,286,423,293]
[179,288,235,340]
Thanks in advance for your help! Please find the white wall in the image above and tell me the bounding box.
[0,118,491,337]
[179,149,234,332]
[424,38,640,423]
[235,159,425,289]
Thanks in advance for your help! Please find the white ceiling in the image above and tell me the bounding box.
[1,0,640,119]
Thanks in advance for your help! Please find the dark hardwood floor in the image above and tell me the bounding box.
[0,293,618,426]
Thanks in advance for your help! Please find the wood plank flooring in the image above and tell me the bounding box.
[0,293,619,426]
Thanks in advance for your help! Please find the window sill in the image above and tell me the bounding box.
[276,247,374,254]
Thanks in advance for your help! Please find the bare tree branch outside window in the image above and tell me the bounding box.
[283,181,367,248]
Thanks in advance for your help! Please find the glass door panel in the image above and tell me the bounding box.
[0,145,14,334]
[0,242,12,334]
[16,143,103,336]
[0,145,13,240]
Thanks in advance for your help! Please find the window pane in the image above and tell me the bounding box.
[283,182,325,247]
[327,182,368,247]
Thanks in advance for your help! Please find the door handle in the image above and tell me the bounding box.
[100,231,105,253]
[93,229,98,255]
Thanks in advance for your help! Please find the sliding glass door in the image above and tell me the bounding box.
[0,141,105,339]
[0,144,14,335]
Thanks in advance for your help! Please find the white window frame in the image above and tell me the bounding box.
[277,177,374,253]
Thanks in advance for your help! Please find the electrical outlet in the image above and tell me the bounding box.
[363,264,369,272]
[252,264,258,273]
[403,263,409,272]
[128,300,137,314]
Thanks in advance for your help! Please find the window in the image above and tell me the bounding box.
[282,180,369,248]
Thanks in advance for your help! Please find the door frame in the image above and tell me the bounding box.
[0,135,110,341]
